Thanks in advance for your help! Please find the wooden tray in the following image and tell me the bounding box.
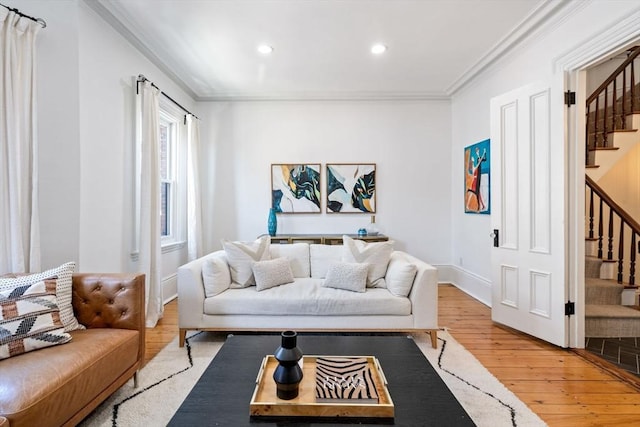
[249,355,394,419]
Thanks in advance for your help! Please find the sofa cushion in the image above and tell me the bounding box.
[202,256,231,297]
[269,243,310,278]
[0,278,72,360]
[203,278,411,316]
[310,244,343,279]
[222,236,271,288]
[342,235,393,288]
[252,258,295,291]
[0,328,139,427]
[0,262,82,332]
[322,262,368,293]
[385,257,418,297]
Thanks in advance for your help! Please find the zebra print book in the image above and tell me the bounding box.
[315,357,380,404]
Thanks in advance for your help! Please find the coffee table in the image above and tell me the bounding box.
[169,334,474,426]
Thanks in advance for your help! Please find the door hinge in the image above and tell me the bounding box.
[565,301,575,316]
[564,91,576,106]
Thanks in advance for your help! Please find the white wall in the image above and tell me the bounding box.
[199,100,452,265]
[450,0,640,304]
[19,1,197,296]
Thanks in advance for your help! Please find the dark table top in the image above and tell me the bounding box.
[169,334,474,426]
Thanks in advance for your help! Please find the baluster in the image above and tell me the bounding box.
[586,104,591,164]
[597,197,603,259]
[588,187,594,239]
[632,60,636,114]
[603,86,609,147]
[618,218,625,283]
[595,95,600,147]
[623,66,628,119]
[630,232,636,286]
[607,207,614,260]
[613,75,618,129]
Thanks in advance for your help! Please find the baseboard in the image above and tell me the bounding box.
[162,273,178,304]
[433,264,492,307]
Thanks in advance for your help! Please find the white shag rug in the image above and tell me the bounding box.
[80,331,547,427]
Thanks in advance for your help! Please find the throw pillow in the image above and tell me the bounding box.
[310,244,343,279]
[0,278,72,360]
[252,257,295,291]
[342,235,393,288]
[322,262,368,293]
[269,243,310,278]
[0,261,81,332]
[222,236,271,288]
[202,257,231,297]
[385,258,418,297]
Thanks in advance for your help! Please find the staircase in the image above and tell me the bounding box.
[584,253,640,337]
[584,46,640,339]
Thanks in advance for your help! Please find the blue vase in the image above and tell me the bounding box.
[268,208,277,236]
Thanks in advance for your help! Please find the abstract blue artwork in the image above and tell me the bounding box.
[464,139,490,214]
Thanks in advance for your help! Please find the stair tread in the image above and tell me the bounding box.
[585,304,640,318]
[589,146,620,151]
[585,277,625,288]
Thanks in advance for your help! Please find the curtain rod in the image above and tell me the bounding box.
[136,75,200,121]
[0,2,46,28]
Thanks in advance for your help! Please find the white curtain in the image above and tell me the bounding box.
[0,10,42,275]
[186,115,203,260]
[139,81,163,327]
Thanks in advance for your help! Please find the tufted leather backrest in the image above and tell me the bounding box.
[72,273,146,363]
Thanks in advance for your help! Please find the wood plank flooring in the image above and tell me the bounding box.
[144,284,640,426]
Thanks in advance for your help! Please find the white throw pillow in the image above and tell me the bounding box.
[342,235,393,288]
[323,262,368,293]
[202,257,231,297]
[385,258,418,297]
[310,244,343,279]
[269,243,310,278]
[252,257,295,291]
[0,261,82,332]
[222,236,271,288]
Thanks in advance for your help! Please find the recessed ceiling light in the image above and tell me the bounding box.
[371,44,387,55]
[257,44,274,54]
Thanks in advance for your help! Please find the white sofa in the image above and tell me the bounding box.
[177,241,439,348]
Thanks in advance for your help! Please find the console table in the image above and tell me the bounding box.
[260,233,389,245]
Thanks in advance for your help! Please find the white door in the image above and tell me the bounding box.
[490,81,569,347]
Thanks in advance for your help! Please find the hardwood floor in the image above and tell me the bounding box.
[145,285,640,426]
[143,298,178,366]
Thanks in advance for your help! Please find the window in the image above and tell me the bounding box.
[132,90,187,262]
[158,101,187,249]
[159,115,176,238]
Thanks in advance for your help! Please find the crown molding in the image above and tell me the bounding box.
[195,91,451,102]
[446,0,584,96]
[553,6,640,72]
[87,0,583,103]
[84,0,199,100]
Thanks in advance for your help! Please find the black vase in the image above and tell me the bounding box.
[273,330,303,400]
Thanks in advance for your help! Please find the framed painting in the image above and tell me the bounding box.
[464,139,490,214]
[326,163,376,213]
[271,164,321,213]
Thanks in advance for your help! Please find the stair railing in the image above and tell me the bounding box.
[585,46,640,165]
[586,175,639,286]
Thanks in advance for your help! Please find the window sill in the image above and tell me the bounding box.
[130,240,186,261]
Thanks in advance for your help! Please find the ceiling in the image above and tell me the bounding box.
[90,0,555,101]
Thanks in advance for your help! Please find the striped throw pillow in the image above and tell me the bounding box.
[0,262,82,332]
[0,278,72,360]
